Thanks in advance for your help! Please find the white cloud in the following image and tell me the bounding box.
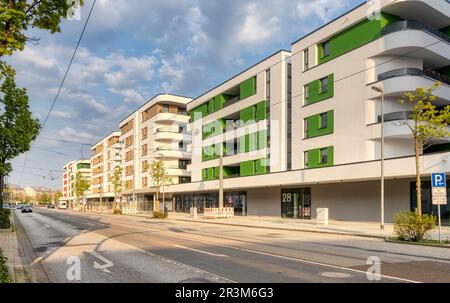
[296,0,348,21]
[237,2,280,45]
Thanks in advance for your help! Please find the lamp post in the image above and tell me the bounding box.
[372,85,385,230]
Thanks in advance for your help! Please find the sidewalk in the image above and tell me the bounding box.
[131,212,450,241]
[0,214,28,282]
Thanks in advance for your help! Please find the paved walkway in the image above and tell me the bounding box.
[0,214,28,282]
[130,212,450,241]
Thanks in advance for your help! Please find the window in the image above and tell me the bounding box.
[322,40,330,57]
[179,126,185,133]
[304,85,309,103]
[304,151,309,168]
[179,141,184,150]
[319,77,328,94]
[141,144,147,156]
[304,49,309,71]
[266,69,271,100]
[162,104,169,113]
[319,112,328,129]
[304,118,309,138]
[142,161,148,172]
[179,176,191,184]
[319,148,328,164]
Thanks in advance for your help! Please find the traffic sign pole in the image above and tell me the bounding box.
[437,204,441,244]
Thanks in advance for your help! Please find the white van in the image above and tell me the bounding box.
[58,201,67,209]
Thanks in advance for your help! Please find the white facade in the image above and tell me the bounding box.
[87,131,122,202]
[166,0,450,222]
[119,94,192,200]
[61,159,92,203]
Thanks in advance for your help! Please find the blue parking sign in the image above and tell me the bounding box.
[431,173,446,188]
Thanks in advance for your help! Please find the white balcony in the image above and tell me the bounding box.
[153,112,190,123]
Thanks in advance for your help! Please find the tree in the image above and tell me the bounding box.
[399,82,450,216]
[73,171,90,209]
[0,0,82,57]
[0,64,40,210]
[161,175,174,212]
[53,190,62,204]
[147,160,169,212]
[111,166,124,214]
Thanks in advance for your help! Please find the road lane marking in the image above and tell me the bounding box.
[103,221,422,283]
[86,250,114,273]
[29,256,44,266]
[173,244,229,257]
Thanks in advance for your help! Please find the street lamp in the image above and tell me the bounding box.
[372,85,385,230]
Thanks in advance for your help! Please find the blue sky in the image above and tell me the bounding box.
[7,0,365,189]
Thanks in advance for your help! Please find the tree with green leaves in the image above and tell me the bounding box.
[53,190,62,204]
[399,82,450,216]
[73,171,90,210]
[147,160,169,212]
[0,64,40,210]
[111,165,124,214]
[0,0,82,57]
[0,0,82,211]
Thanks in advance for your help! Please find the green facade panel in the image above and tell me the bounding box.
[240,160,255,177]
[255,101,267,121]
[202,119,225,140]
[318,12,400,64]
[306,111,334,138]
[257,130,267,149]
[255,159,267,175]
[240,105,256,125]
[441,26,450,36]
[305,146,334,168]
[223,166,239,178]
[240,76,257,100]
[190,103,209,122]
[306,74,334,105]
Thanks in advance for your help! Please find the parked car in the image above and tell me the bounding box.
[47,204,55,209]
[16,205,23,210]
[21,206,32,213]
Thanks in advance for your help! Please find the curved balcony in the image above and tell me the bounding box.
[153,112,190,123]
[152,147,190,159]
[377,20,450,61]
[153,131,190,142]
[374,69,450,106]
[382,20,450,44]
[377,111,412,123]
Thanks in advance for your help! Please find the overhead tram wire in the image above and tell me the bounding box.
[18,0,98,184]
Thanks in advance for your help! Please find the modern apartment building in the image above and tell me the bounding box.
[86,131,122,204]
[61,159,92,205]
[119,94,192,211]
[165,0,450,222]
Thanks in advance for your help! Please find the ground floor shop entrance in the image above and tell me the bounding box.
[281,188,311,219]
[174,191,247,215]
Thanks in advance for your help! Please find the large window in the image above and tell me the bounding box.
[162,104,169,113]
[174,192,247,216]
[304,151,309,167]
[304,84,309,103]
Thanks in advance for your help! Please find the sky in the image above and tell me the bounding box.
[6,0,365,189]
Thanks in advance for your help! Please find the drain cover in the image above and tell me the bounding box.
[320,272,352,278]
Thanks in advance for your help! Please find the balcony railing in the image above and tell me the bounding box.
[377,111,412,123]
[378,68,450,85]
[156,127,180,133]
[382,20,450,44]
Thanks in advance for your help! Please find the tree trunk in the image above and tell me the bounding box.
[0,173,4,211]
[415,138,422,216]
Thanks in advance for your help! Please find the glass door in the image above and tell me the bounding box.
[281,188,311,219]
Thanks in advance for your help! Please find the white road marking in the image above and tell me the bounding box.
[106,221,422,283]
[42,224,51,229]
[29,256,44,266]
[86,250,114,273]
[173,244,229,257]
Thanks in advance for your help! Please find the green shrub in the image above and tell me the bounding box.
[113,208,122,215]
[153,211,168,219]
[2,209,11,216]
[394,211,436,241]
[0,211,11,229]
[0,249,12,283]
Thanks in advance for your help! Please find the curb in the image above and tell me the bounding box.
[385,237,450,248]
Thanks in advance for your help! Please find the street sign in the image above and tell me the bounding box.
[431,173,447,244]
[431,173,446,188]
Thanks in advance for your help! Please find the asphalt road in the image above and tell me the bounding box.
[13,208,450,283]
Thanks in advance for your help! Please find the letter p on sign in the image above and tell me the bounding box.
[432,173,446,188]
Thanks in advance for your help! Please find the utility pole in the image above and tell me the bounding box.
[372,85,385,230]
[218,140,224,209]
